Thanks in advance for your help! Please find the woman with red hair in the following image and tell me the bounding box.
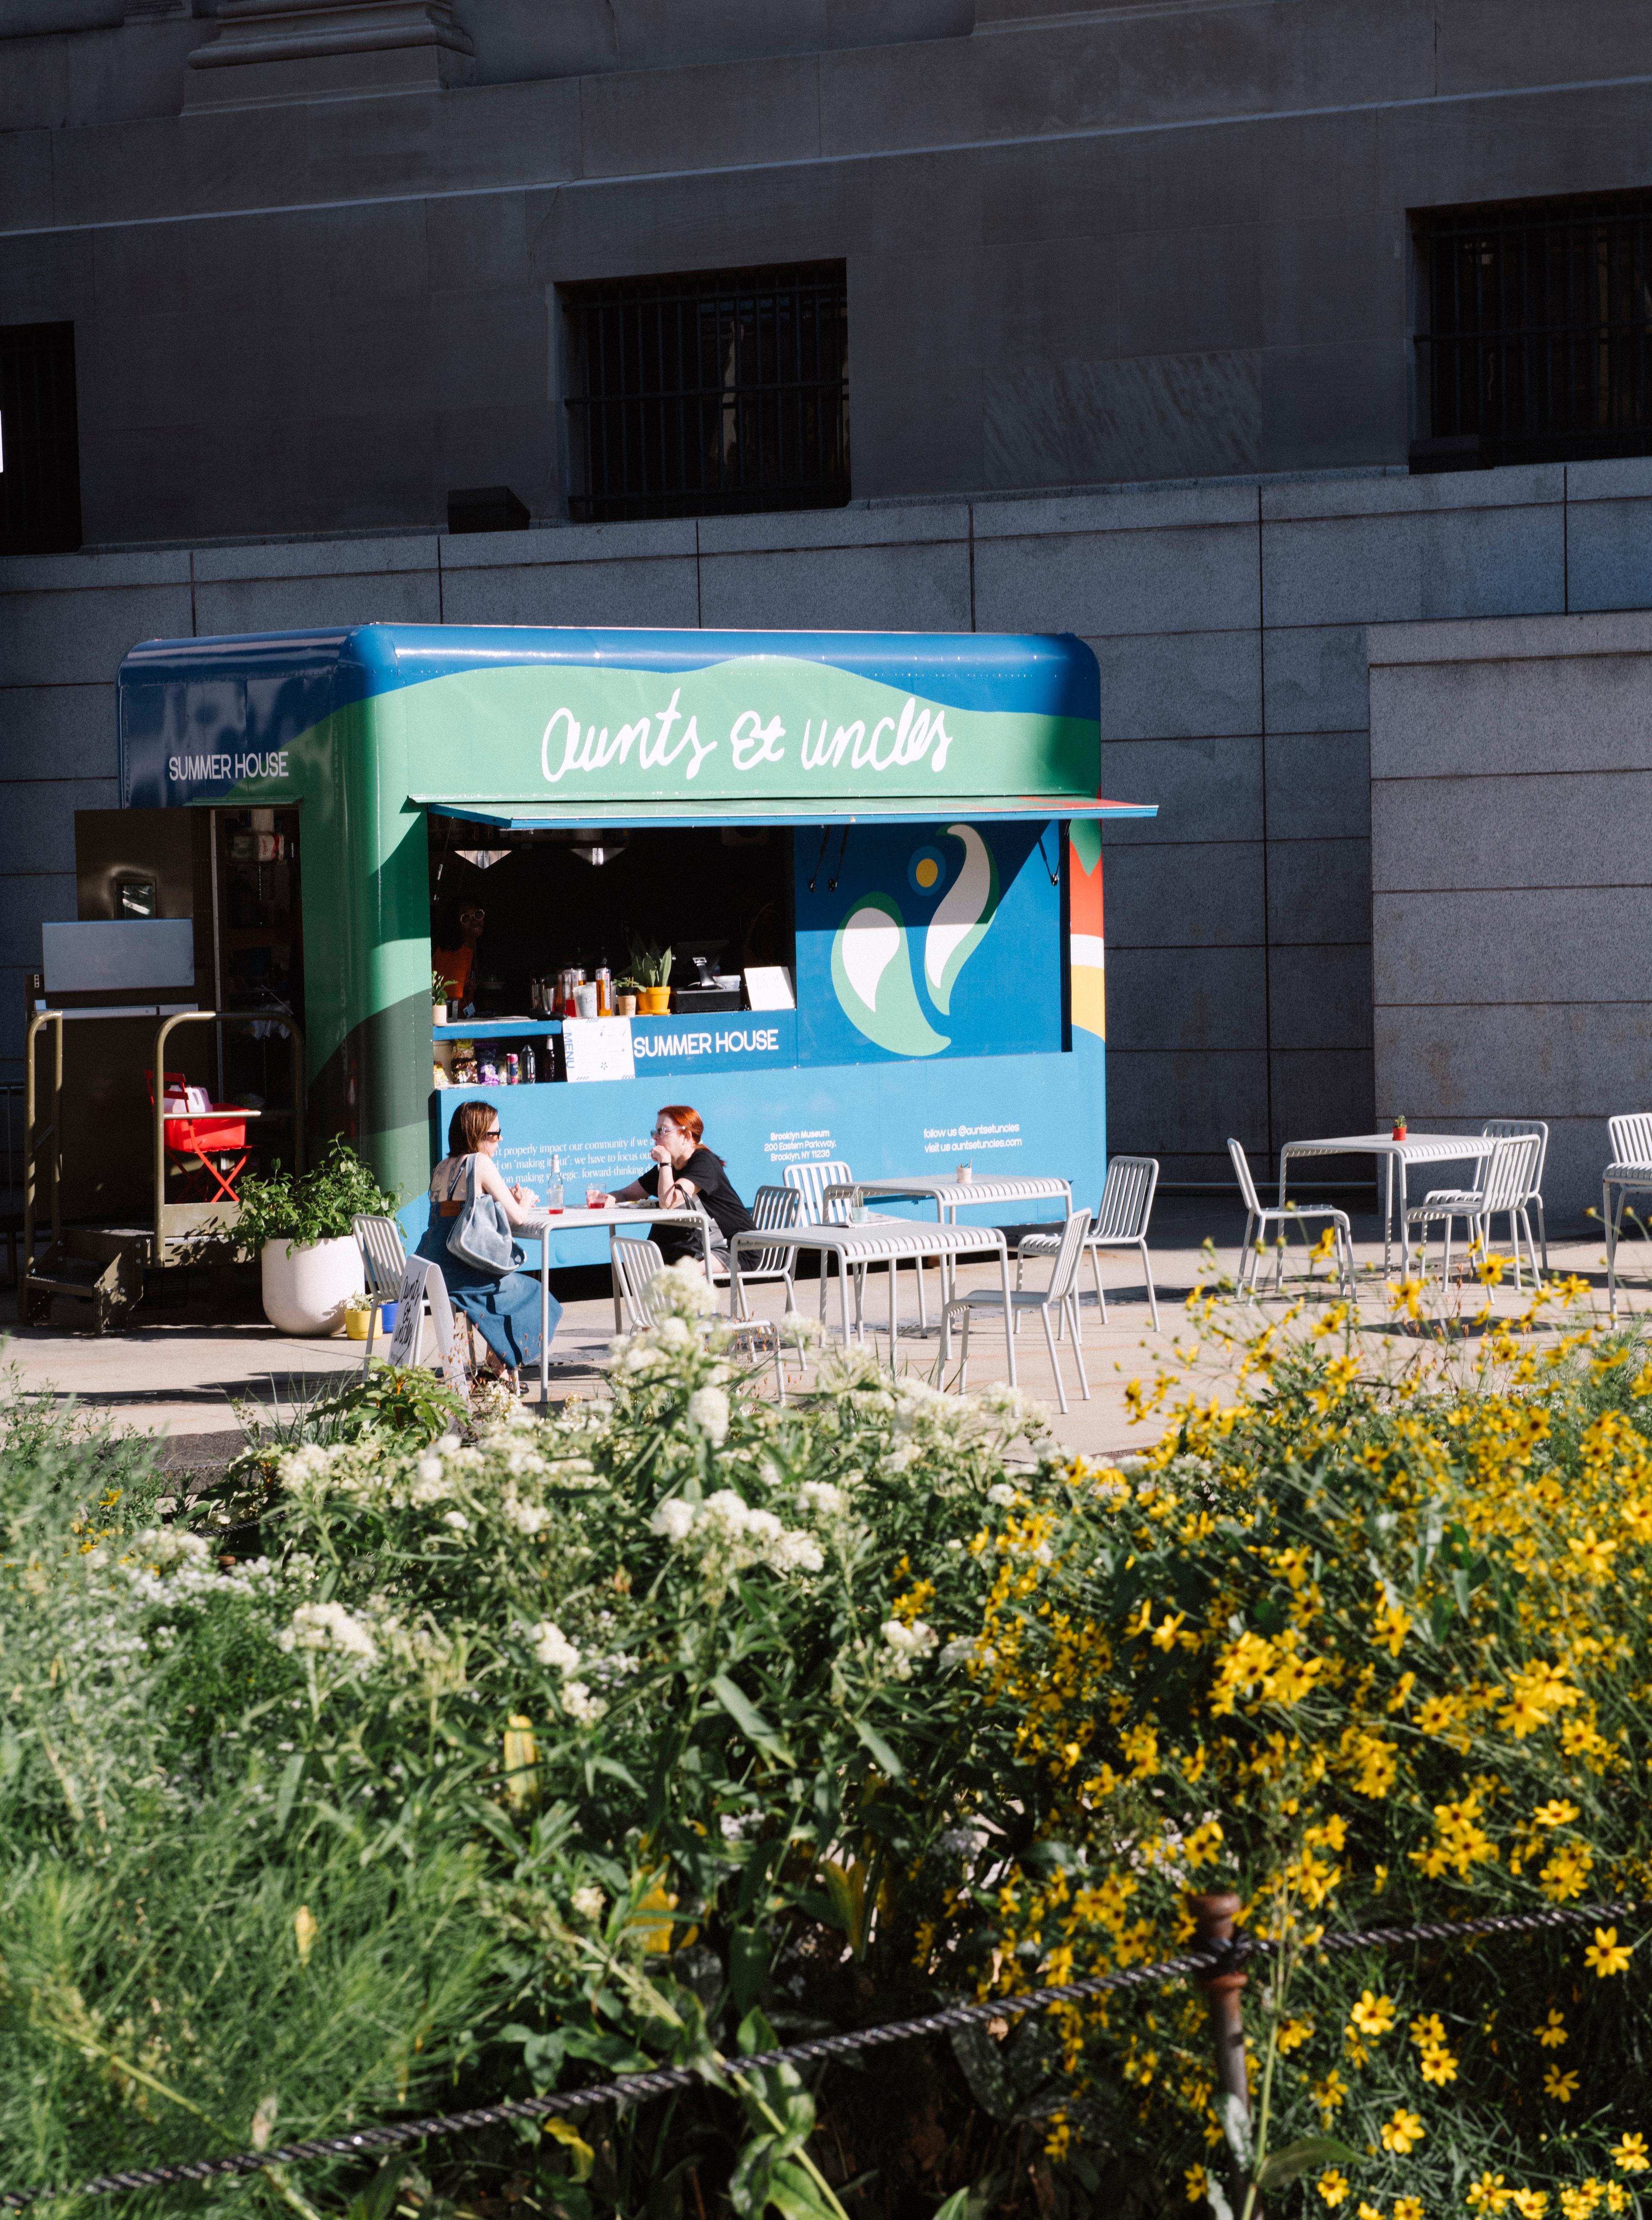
[597,1104,754,1270]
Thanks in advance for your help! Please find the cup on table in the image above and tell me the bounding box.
[956,1161,973,1181]
[586,1186,609,1209]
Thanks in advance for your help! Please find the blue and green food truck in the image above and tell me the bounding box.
[86,624,1150,1263]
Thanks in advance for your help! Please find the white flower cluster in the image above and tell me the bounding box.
[687,1385,729,1447]
[278,1442,348,1485]
[940,1635,994,1672]
[795,1479,847,1518]
[134,1525,212,1572]
[880,1618,938,1679]
[278,1600,379,1665]
[561,1682,607,1727]
[571,1883,606,1921]
[649,1489,823,1578]
[530,1620,580,1671]
[986,1481,1019,1507]
[122,1530,277,1609]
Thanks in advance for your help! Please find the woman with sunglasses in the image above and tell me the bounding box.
[597,1104,753,1271]
[413,1098,556,1382]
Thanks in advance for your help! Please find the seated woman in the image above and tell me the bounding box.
[413,1098,558,1382]
[597,1104,754,1271]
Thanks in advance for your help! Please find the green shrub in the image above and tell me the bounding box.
[234,1141,401,1256]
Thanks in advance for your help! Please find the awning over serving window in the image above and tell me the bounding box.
[413,797,1157,829]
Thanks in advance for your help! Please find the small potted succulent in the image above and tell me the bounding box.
[432,967,455,1027]
[627,937,675,1015]
[1391,1112,1409,1141]
[614,976,641,1017]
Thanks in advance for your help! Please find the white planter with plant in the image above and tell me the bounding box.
[235,1141,401,1338]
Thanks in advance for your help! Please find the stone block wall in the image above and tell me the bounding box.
[6,452,1652,1192]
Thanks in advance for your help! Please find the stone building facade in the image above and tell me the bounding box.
[5,0,1652,1211]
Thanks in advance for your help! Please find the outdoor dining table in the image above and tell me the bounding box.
[729,1218,1017,1381]
[1275,1132,1498,1278]
[821,1174,1073,1316]
[518,1203,711,1406]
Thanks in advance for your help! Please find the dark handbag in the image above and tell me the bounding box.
[446,1155,523,1274]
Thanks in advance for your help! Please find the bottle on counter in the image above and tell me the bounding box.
[596,964,613,1016]
[522,1044,537,1084]
[547,1151,564,1214]
[506,1051,520,1085]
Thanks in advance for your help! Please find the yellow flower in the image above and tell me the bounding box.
[1540,1843,1595,1903]
[1381,2108,1425,2155]
[1278,2017,1315,2054]
[1185,2165,1208,2204]
[1567,1528,1618,1580]
[1351,1991,1398,2037]
[1393,2203,1424,2220]
[1410,2013,1447,2048]
[1610,2134,1649,2174]
[1543,2066,1581,2103]
[1420,2045,1459,2085]
[1511,2195,1550,2219]
[1314,2069,1350,2115]
[1359,2205,1385,2220]
[1534,1799,1581,1829]
[1585,1927,1634,1979]
[1606,2189,1630,2214]
[1320,2171,1352,2208]
[1468,2174,1513,2213]
[1536,2010,1568,2047]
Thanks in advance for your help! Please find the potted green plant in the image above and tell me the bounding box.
[432,967,455,1027]
[234,1139,402,1338]
[626,936,674,1014]
[613,976,641,1017]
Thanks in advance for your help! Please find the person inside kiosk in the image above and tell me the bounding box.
[415,1098,556,1382]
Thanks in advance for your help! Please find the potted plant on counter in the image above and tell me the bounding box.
[235,1139,402,1337]
[626,936,674,1014]
[432,967,454,1027]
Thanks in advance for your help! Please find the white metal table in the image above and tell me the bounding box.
[1275,1133,1496,1278]
[822,1175,1073,1317]
[730,1219,1017,1381]
[518,1204,710,1405]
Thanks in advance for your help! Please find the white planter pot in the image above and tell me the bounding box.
[261,1235,365,1337]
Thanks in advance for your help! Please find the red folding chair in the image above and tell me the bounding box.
[147,1068,250,1205]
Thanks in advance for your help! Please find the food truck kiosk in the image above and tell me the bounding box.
[109,625,1153,1263]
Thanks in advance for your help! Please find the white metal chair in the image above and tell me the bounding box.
[353,1212,408,1378]
[1017,1155,1160,1335]
[1405,1134,1541,1291]
[1604,1113,1652,1317]
[944,1210,1092,1414]
[1482,1119,1550,1270]
[1228,1139,1355,1300]
[611,1228,794,1397]
[785,1159,870,1327]
[706,1184,801,1317]
[612,1234,673,1332]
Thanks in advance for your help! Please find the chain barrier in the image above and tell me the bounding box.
[2,1894,1641,2212]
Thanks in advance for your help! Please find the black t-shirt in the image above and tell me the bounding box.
[638,1148,754,1243]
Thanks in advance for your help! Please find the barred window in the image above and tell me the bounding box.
[561,262,849,523]
[0,322,82,556]
[1415,194,1652,470]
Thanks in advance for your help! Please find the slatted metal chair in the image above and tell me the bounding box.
[1017,1155,1161,1335]
[353,1212,408,1378]
[612,1233,672,1333]
[706,1184,801,1317]
[612,1225,793,1396]
[1229,1139,1355,1301]
[785,1159,868,1326]
[1405,1134,1541,1291]
[1482,1118,1550,1270]
[944,1210,1092,1414]
[1604,1113,1652,1317]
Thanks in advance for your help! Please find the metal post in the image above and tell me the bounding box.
[1190,1890,1253,2216]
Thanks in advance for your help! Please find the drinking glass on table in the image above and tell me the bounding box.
[586,1185,610,1209]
